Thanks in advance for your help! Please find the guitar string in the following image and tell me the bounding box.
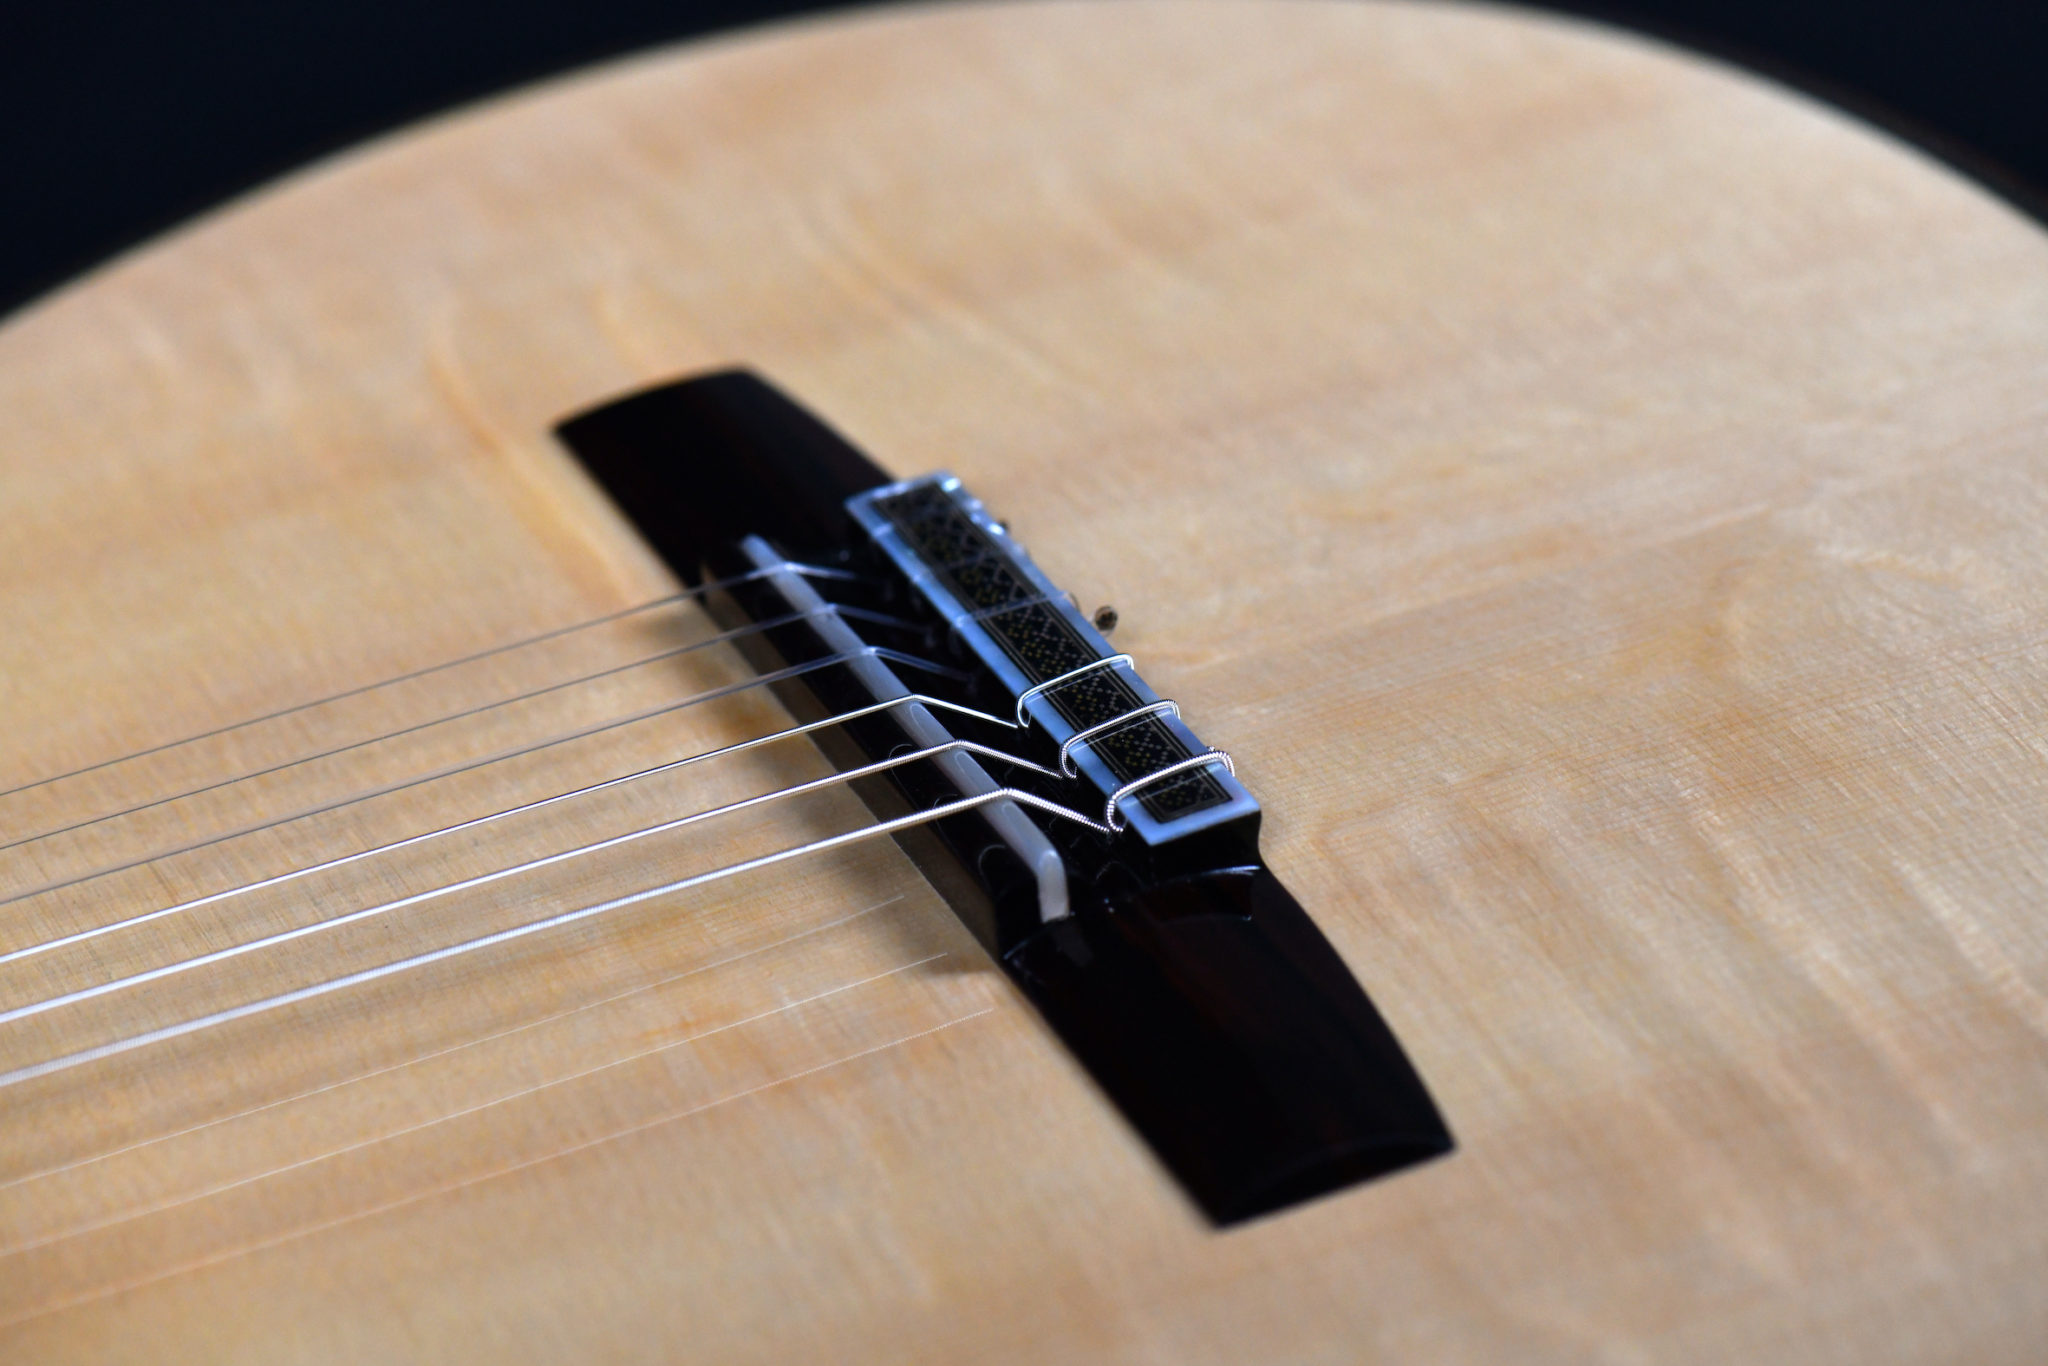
[0,784,1106,1089]
[0,694,1020,969]
[0,737,1066,1026]
[0,566,1213,1091]
[0,602,920,856]
[0,561,858,802]
[0,653,1219,1039]
[0,640,963,912]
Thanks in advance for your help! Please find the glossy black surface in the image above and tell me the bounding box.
[557,368,891,583]
[554,370,1453,1224]
[1010,868,1453,1223]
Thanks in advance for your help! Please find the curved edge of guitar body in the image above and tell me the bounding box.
[2,2,2047,1361]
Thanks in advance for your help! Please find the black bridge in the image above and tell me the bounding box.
[556,370,1452,1225]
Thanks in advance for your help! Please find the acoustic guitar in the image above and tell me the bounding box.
[4,2,2046,1360]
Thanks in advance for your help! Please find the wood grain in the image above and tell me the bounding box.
[3,1,2047,1360]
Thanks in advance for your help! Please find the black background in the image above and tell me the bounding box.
[3,0,2044,319]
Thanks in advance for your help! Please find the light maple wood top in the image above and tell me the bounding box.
[3,2,2047,1361]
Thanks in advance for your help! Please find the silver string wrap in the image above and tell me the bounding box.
[1055,700,1182,778]
[1012,654,1133,726]
[1103,751,1237,831]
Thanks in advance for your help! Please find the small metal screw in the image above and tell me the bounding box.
[1092,605,1119,634]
